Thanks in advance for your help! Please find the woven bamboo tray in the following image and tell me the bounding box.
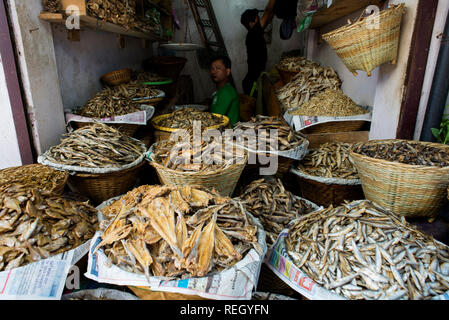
[349,139,449,219]
[148,153,247,197]
[291,169,364,207]
[322,4,406,76]
[67,161,145,206]
[101,69,131,86]
[73,122,139,137]
[301,120,367,134]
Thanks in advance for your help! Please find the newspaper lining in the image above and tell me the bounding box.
[0,241,90,300]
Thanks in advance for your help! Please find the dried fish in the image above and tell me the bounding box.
[42,0,61,13]
[154,108,225,130]
[297,142,359,179]
[232,116,307,152]
[286,200,449,300]
[352,141,449,167]
[0,164,67,194]
[96,185,259,279]
[276,58,341,112]
[0,185,98,272]
[289,89,369,117]
[277,56,310,72]
[237,177,318,245]
[45,123,144,168]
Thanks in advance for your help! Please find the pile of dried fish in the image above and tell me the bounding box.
[0,164,67,193]
[289,89,369,117]
[276,59,341,112]
[154,108,224,129]
[297,142,359,179]
[0,185,98,272]
[42,0,61,13]
[151,137,245,173]
[76,87,140,118]
[277,56,309,72]
[352,141,449,167]
[86,0,155,32]
[232,116,307,151]
[45,123,144,168]
[114,81,161,100]
[95,185,260,279]
[132,71,166,83]
[286,200,449,300]
[238,178,317,245]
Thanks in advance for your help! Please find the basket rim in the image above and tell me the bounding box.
[101,68,132,80]
[71,160,146,178]
[290,167,361,185]
[349,139,449,170]
[151,112,230,132]
[322,3,406,40]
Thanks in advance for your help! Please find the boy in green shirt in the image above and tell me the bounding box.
[209,56,240,126]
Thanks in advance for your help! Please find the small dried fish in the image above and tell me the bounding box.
[297,142,359,179]
[289,89,368,117]
[42,0,61,13]
[0,164,67,194]
[0,185,98,272]
[286,200,449,300]
[96,185,259,279]
[237,177,318,245]
[232,116,307,151]
[45,123,144,168]
[154,108,225,130]
[277,56,310,72]
[276,58,341,112]
[352,141,449,167]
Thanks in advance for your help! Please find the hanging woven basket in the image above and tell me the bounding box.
[321,4,406,77]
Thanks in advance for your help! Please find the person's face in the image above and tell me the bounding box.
[210,60,230,84]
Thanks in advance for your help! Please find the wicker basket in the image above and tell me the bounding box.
[67,161,146,206]
[301,120,368,134]
[101,69,131,86]
[322,4,406,76]
[349,139,449,218]
[151,112,230,143]
[148,152,247,197]
[291,168,364,207]
[275,66,299,85]
[73,122,139,137]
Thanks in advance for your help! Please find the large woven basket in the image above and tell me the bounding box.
[67,161,146,206]
[301,120,368,134]
[349,139,449,219]
[148,152,247,197]
[101,69,131,86]
[291,168,364,207]
[322,4,406,76]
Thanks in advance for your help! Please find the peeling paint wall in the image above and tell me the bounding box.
[171,0,306,103]
[0,55,22,169]
[51,25,154,110]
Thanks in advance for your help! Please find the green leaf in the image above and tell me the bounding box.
[431,128,441,140]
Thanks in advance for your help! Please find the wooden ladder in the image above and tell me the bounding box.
[186,0,235,87]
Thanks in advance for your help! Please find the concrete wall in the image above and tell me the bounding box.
[0,55,22,169]
[51,25,154,110]
[171,0,306,103]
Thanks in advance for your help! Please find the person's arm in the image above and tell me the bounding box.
[259,0,276,29]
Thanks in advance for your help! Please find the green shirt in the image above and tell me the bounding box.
[210,83,240,126]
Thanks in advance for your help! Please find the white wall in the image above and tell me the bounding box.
[0,56,22,169]
[171,0,306,103]
[51,24,154,110]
